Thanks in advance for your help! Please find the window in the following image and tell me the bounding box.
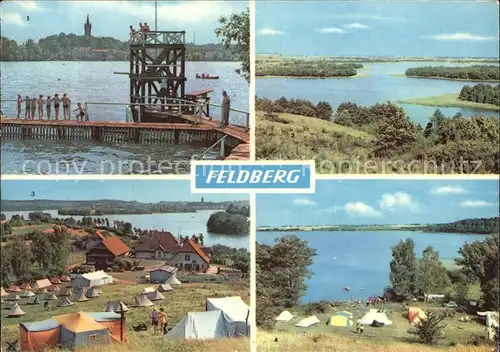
[184,255,190,261]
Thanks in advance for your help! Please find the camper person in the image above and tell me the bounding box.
[24,96,30,119]
[46,95,52,120]
[73,103,86,121]
[17,94,23,118]
[151,307,159,332]
[221,90,230,126]
[37,95,45,119]
[159,308,167,335]
[53,94,61,120]
[30,98,37,120]
[62,94,71,120]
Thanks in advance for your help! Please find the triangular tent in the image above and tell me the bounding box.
[167,310,230,340]
[206,296,250,336]
[104,301,129,313]
[60,275,71,282]
[327,312,353,327]
[33,278,52,290]
[276,310,294,322]
[295,316,320,327]
[19,283,32,290]
[48,285,60,292]
[6,293,20,301]
[358,310,393,326]
[72,291,89,302]
[50,277,62,285]
[38,288,49,294]
[158,283,173,292]
[8,285,21,292]
[45,292,58,301]
[86,287,99,298]
[57,297,74,307]
[141,287,155,295]
[21,290,36,298]
[167,276,182,286]
[29,296,41,305]
[133,294,153,307]
[8,303,25,317]
[147,291,165,301]
[1,287,8,296]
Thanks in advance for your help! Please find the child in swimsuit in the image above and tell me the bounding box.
[30,98,37,120]
[62,94,71,120]
[53,94,60,120]
[24,96,30,119]
[46,95,52,120]
[73,103,86,121]
[17,95,23,118]
[37,95,44,119]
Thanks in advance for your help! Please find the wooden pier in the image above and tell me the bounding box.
[0,117,250,160]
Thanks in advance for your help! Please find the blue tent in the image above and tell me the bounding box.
[55,312,111,349]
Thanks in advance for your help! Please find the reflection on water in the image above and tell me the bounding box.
[257,61,497,126]
[1,61,248,174]
[257,230,487,303]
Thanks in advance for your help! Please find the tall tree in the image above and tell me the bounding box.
[215,8,250,82]
[7,236,32,281]
[456,234,499,309]
[31,233,53,268]
[390,238,419,300]
[418,246,451,295]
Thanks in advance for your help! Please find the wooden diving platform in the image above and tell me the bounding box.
[0,117,249,160]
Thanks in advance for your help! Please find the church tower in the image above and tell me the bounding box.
[84,14,92,37]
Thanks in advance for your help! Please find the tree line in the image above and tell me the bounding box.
[405,66,498,81]
[256,97,333,120]
[389,235,499,310]
[210,244,250,275]
[459,84,500,106]
[256,61,362,77]
[226,203,250,217]
[424,217,499,235]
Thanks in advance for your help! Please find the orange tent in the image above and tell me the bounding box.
[408,307,427,325]
[20,319,61,351]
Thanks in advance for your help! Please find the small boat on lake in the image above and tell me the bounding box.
[196,73,219,80]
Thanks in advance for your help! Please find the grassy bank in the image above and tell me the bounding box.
[398,94,499,111]
[391,73,499,83]
[258,299,488,351]
[1,280,250,351]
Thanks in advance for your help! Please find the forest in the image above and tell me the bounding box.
[206,211,249,235]
[256,97,500,173]
[0,35,238,61]
[256,97,333,120]
[405,65,499,81]
[459,84,500,106]
[424,217,499,235]
[256,61,363,77]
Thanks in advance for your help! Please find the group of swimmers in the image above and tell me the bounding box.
[16,94,87,121]
[129,22,151,42]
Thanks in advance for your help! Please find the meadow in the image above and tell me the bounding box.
[398,94,499,111]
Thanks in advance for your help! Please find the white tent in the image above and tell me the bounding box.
[7,303,25,317]
[147,291,165,301]
[6,293,20,301]
[105,301,129,313]
[72,291,89,302]
[0,287,8,297]
[141,287,156,295]
[86,287,99,298]
[167,310,230,340]
[44,292,58,301]
[133,294,153,307]
[206,296,250,336]
[295,316,320,327]
[276,310,294,322]
[158,283,173,292]
[167,276,182,286]
[358,309,393,326]
[72,270,113,288]
[20,290,36,298]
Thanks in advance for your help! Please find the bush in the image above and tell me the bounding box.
[113,258,134,271]
[303,301,331,315]
[408,311,447,345]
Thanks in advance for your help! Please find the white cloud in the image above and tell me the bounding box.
[1,12,25,26]
[257,27,284,36]
[317,27,347,34]
[424,32,497,41]
[431,186,468,195]
[345,202,383,217]
[344,23,369,29]
[70,1,234,24]
[379,192,420,212]
[460,200,497,208]
[293,198,317,207]
[15,1,44,11]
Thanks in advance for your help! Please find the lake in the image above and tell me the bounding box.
[257,230,488,304]
[256,62,498,126]
[1,61,248,174]
[3,209,250,250]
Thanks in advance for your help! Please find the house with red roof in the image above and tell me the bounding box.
[168,239,211,273]
[85,236,130,270]
[133,230,180,259]
[85,230,107,251]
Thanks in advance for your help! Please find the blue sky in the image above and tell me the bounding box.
[256,1,499,57]
[257,179,499,226]
[1,180,248,202]
[1,0,247,43]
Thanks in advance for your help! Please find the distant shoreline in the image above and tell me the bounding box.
[398,93,499,111]
[256,55,498,64]
[391,73,499,83]
[255,72,369,79]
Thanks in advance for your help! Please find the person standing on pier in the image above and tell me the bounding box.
[37,95,45,119]
[17,95,23,118]
[24,96,30,119]
[221,90,230,126]
[46,95,52,120]
[73,103,86,121]
[62,94,71,120]
[30,97,37,120]
[53,94,61,120]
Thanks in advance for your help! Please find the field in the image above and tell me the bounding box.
[398,94,499,111]
[258,301,490,352]
[1,280,250,352]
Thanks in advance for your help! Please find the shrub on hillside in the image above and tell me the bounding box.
[303,301,331,315]
[256,96,333,120]
[408,311,447,345]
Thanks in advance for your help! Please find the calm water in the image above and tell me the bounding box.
[257,62,498,126]
[257,230,488,303]
[3,209,249,250]
[1,61,248,174]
